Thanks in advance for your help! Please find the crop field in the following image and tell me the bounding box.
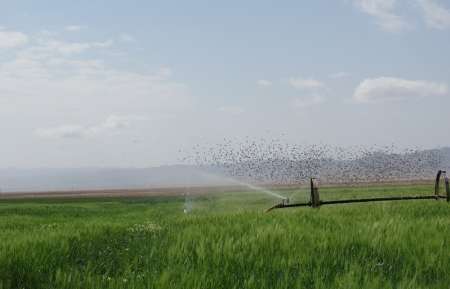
[0,184,449,289]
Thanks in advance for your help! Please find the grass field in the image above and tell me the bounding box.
[0,184,449,289]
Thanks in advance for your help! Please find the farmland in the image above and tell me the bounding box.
[0,184,449,289]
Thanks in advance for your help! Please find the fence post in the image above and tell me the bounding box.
[310,178,320,208]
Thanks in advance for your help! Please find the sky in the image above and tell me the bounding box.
[0,0,450,168]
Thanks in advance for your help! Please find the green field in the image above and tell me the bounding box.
[0,184,449,289]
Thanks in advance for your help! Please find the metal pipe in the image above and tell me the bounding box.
[265,201,310,212]
[267,195,446,212]
[320,195,445,206]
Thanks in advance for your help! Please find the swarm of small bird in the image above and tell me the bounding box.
[184,138,445,185]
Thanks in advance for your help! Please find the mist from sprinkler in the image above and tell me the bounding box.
[183,194,193,214]
[199,172,286,200]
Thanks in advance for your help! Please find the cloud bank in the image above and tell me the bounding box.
[353,0,409,32]
[0,31,191,133]
[418,0,450,30]
[353,77,448,102]
[289,77,324,90]
[65,25,85,32]
[0,28,28,48]
[352,0,450,31]
[35,115,146,139]
[289,77,327,108]
[257,79,273,87]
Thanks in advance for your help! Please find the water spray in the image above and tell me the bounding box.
[198,172,286,200]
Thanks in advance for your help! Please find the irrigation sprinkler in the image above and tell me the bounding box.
[281,198,290,206]
[266,170,450,212]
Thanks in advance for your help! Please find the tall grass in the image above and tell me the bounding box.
[0,185,449,289]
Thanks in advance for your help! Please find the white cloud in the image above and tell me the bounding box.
[0,28,28,49]
[157,66,172,78]
[95,115,146,131]
[417,0,450,29]
[35,115,147,139]
[293,95,324,108]
[353,0,410,32]
[218,106,245,115]
[0,55,189,113]
[101,115,133,129]
[30,38,113,56]
[289,77,324,89]
[119,33,136,42]
[257,79,272,87]
[6,36,114,63]
[65,25,85,32]
[289,77,327,108]
[329,72,350,79]
[353,77,448,103]
[35,125,86,139]
[0,30,192,139]
[38,30,58,37]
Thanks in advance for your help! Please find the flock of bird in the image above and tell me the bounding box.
[184,138,444,185]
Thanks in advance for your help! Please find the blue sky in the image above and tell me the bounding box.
[1,0,450,167]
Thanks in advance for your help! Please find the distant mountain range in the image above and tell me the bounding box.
[0,166,233,193]
[1,147,449,193]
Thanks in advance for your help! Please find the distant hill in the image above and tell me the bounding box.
[1,147,449,193]
[0,166,233,193]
